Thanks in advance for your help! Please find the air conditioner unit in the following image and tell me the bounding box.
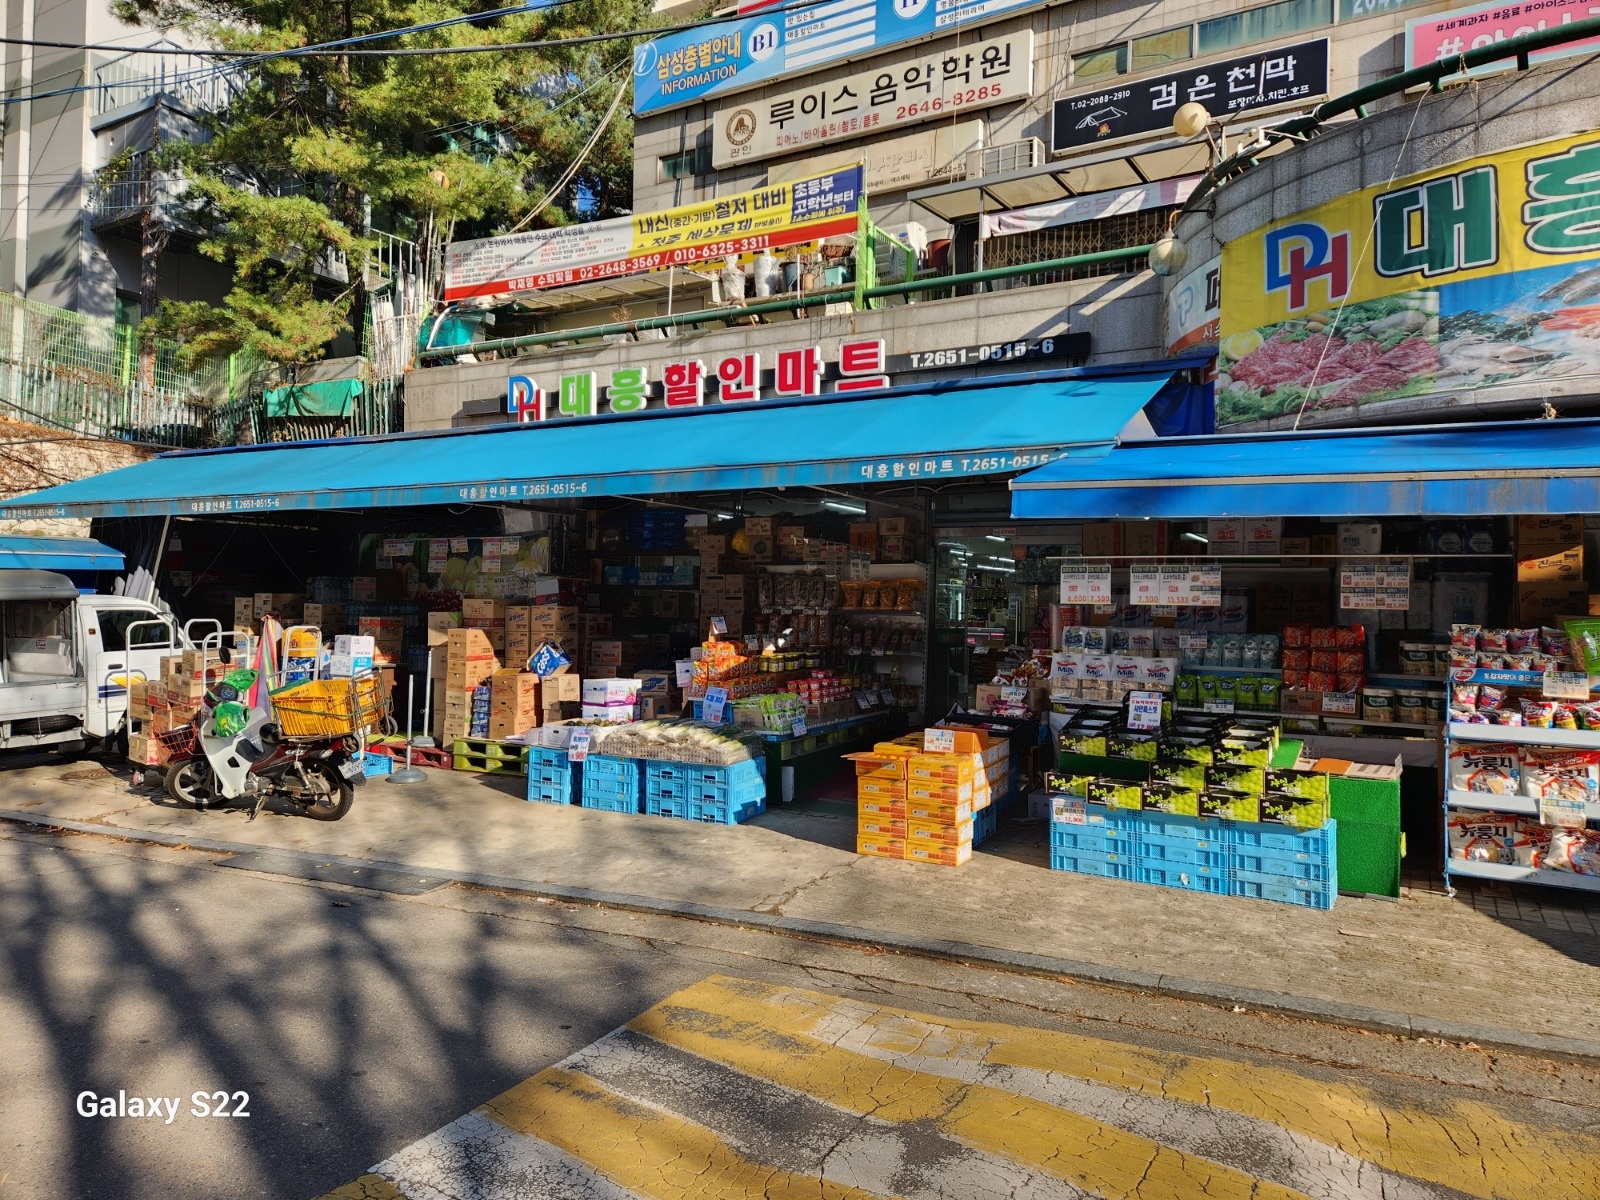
[968,137,1044,178]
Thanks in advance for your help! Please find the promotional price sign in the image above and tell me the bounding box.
[1129,565,1162,606]
[675,660,694,688]
[1060,562,1113,604]
[702,686,730,724]
[710,615,728,636]
[1127,690,1164,731]
[923,727,956,753]
[1543,671,1591,701]
[567,729,592,762]
[792,715,808,737]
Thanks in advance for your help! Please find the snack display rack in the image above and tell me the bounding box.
[1443,661,1600,894]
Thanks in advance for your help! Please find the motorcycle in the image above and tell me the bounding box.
[162,707,362,822]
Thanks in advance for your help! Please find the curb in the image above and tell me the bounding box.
[7,806,1600,1066]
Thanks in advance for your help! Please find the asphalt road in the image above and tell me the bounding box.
[3,822,1598,1200]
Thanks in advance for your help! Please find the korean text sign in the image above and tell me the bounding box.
[634,0,1051,116]
[1405,0,1600,71]
[1051,39,1329,154]
[713,31,1033,167]
[1216,130,1600,426]
[444,166,862,299]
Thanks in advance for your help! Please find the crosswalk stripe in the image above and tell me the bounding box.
[698,976,1593,1200]
[483,1065,902,1200]
[633,977,1319,1200]
[345,1110,650,1200]
[567,1026,1098,1200]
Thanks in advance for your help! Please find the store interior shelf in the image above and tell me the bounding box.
[1185,665,1282,676]
[1320,717,1440,733]
[1446,723,1600,748]
[1366,673,1447,688]
[1445,789,1538,816]
[1446,858,1600,893]
[836,608,926,617]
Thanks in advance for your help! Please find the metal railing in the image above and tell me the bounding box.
[92,44,245,118]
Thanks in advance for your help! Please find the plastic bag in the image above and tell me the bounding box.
[211,701,249,738]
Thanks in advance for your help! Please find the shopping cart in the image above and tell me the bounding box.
[268,673,393,740]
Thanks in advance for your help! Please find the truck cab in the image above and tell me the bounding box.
[0,570,186,752]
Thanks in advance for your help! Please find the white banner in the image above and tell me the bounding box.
[981,176,1201,239]
[768,120,983,196]
[713,29,1033,169]
[444,222,635,300]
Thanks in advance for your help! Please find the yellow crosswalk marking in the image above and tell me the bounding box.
[696,975,1599,1200]
[316,1174,409,1200]
[634,978,1317,1200]
[482,1065,901,1200]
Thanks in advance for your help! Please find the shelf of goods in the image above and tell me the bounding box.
[1443,675,1600,893]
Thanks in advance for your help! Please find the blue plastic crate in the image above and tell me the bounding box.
[1130,811,1227,842]
[1230,868,1336,909]
[583,754,639,783]
[688,700,734,725]
[526,764,578,805]
[1139,836,1228,872]
[1048,849,1134,879]
[972,804,997,847]
[645,794,692,818]
[1228,822,1335,856]
[1135,863,1229,894]
[527,746,571,770]
[1048,824,1129,856]
[687,795,765,825]
[581,792,642,815]
[361,753,393,778]
[1227,821,1336,881]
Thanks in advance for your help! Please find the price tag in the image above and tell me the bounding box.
[923,727,956,753]
[1321,691,1359,716]
[675,659,694,688]
[1051,794,1088,825]
[710,615,727,635]
[1127,690,1163,731]
[1128,565,1161,605]
[450,537,470,554]
[1060,562,1112,604]
[567,729,592,762]
[1541,793,1587,828]
[856,694,874,710]
[792,715,808,737]
[1000,685,1027,703]
[1543,671,1591,700]
[1202,699,1235,714]
[702,686,729,724]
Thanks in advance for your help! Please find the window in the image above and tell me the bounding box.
[1131,27,1193,73]
[659,146,711,181]
[96,609,174,653]
[2,600,78,682]
[1072,45,1127,83]
[1198,0,1332,56]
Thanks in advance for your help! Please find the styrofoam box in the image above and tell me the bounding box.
[583,678,642,703]
[581,703,637,722]
[334,635,375,657]
[328,654,374,677]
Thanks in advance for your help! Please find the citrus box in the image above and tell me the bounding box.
[907,778,973,804]
[908,754,976,783]
[906,796,973,824]
[857,797,906,820]
[858,817,907,839]
[907,817,973,846]
[857,777,907,799]
[905,841,973,866]
[856,835,906,859]
[845,751,906,781]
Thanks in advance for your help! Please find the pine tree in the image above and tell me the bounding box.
[110,0,656,363]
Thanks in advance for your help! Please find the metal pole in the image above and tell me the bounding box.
[414,648,435,747]
[388,672,427,783]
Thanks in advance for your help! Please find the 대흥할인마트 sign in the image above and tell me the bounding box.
[1217,130,1600,426]
[444,166,862,300]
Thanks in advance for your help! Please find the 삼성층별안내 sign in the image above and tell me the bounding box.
[712,30,1032,168]
[1405,0,1600,71]
[1216,130,1600,425]
[443,166,862,300]
[634,0,1052,115]
[1051,39,1329,154]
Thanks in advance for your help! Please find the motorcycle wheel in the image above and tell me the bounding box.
[300,762,354,822]
[165,759,230,809]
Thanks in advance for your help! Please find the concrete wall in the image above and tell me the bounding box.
[1167,52,1600,429]
[0,415,150,538]
[403,271,1163,430]
[632,0,1452,232]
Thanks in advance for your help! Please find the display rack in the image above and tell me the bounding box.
[1443,714,1600,895]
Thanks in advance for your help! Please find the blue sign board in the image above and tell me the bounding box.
[634,0,1049,115]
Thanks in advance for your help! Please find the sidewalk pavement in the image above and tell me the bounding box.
[5,756,1598,1060]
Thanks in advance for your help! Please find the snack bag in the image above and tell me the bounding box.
[1450,624,1482,651]
[1512,820,1552,868]
[1452,683,1480,709]
[1477,685,1507,711]
[1523,701,1557,727]
[1506,628,1541,653]
[1447,812,1517,863]
[1545,828,1600,874]
[1479,628,1510,653]
[1447,743,1520,794]
[1541,627,1572,657]
[1519,748,1600,805]
[1561,618,1600,674]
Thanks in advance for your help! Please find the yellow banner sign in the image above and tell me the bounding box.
[1217,131,1600,423]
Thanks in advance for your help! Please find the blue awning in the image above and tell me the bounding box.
[0,536,126,571]
[0,368,1187,519]
[1010,417,1600,519]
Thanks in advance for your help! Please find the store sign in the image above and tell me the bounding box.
[767,120,983,195]
[1166,254,1222,355]
[634,0,1051,116]
[444,167,862,299]
[712,31,1032,168]
[982,176,1198,239]
[502,330,1090,422]
[1051,39,1329,154]
[1405,0,1600,71]
[1217,130,1600,426]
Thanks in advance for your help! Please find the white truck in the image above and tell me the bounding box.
[0,569,205,755]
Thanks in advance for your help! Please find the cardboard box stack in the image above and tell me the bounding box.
[699,574,757,637]
[510,604,579,667]
[302,602,347,632]
[436,628,500,743]
[488,669,540,740]
[232,596,259,635]
[777,524,809,563]
[463,598,507,653]
[539,667,581,725]
[851,727,1006,867]
[1516,514,1586,623]
[254,592,305,622]
[582,677,641,722]
[357,616,404,666]
[877,516,921,564]
[632,670,680,720]
[128,652,226,766]
[743,517,774,563]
